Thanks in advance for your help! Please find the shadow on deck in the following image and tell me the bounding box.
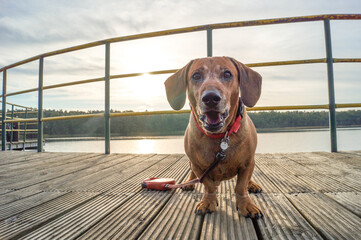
[0,151,360,239]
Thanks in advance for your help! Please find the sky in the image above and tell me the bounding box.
[1,0,360,112]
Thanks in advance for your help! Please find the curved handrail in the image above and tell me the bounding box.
[1,14,360,72]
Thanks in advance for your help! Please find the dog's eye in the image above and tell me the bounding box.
[192,72,202,81]
[223,70,233,80]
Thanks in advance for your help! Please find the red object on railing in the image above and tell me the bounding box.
[141,178,176,191]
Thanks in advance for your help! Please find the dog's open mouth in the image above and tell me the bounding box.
[200,110,229,132]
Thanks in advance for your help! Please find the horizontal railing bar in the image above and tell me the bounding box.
[1,14,360,72]
[2,70,181,97]
[7,57,361,98]
[247,58,326,67]
[3,103,360,123]
[3,88,38,97]
[0,100,36,109]
[3,78,104,97]
[336,103,361,108]
[0,129,38,132]
[0,122,37,125]
[110,110,191,117]
[5,117,23,120]
[43,77,105,91]
[4,118,37,123]
[3,111,38,114]
[248,105,329,111]
[42,113,104,122]
[110,69,178,79]
[3,113,104,123]
[333,58,361,63]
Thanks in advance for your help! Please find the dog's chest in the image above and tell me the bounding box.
[185,126,250,181]
[211,150,244,181]
[192,143,244,181]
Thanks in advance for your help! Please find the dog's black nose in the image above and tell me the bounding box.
[202,90,221,108]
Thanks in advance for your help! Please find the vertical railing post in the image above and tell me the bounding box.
[1,70,6,151]
[207,28,213,57]
[104,42,111,154]
[10,105,14,149]
[37,57,44,152]
[23,107,28,150]
[323,19,337,152]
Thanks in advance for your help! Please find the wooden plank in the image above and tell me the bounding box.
[0,192,99,239]
[346,150,361,157]
[252,165,281,193]
[0,154,137,205]
[0,151,56,164]
[296,174,356,192]
[287,192,361,239]
[0,152,100,174]
[283,152,361,191]
[256,162,314,194]
[257,153,360,193]
[315,152,361,168]
[139,184,204,240]
[0,153,120,190]
[285,152,361,176]
[0,191,64,221]
[16,155,184,239]
[38,154,145,193]
[0,152,99,178]
[0,189,42,206]
[325,192,361,217]
[252,193,322,239]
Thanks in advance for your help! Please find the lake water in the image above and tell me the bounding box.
[44,127,361,154]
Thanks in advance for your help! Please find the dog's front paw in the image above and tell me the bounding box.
[236,197,263,219]
[195,199,218,215]
[248,180,262,193]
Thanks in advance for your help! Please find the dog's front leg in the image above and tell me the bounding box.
[235,161,263,219]
[182,167,196,191]
[195,177,219,214]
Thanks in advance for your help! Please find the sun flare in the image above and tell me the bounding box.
[137,139,155,154]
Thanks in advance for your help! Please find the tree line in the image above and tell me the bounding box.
[10,109,361,138]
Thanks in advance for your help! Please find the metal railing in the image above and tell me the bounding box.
[1,14,361,153]
[0,101,37,150]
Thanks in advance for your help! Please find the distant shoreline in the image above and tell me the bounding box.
[45,125,361,142]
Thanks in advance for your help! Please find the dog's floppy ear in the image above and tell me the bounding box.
[230,58,262,107]
[164,60,193,110]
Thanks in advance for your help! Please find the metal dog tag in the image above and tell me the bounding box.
[220,132,229,151]
[220,141,228,151]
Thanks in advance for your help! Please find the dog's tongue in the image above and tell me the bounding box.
[206,111,221,125]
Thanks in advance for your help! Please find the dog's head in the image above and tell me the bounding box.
[165,57,262,134]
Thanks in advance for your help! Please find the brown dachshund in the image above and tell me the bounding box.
[164,57,263,218]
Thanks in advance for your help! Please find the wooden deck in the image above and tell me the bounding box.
[0,151,360,239]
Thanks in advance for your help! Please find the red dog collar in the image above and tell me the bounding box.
[191,99,244,139]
